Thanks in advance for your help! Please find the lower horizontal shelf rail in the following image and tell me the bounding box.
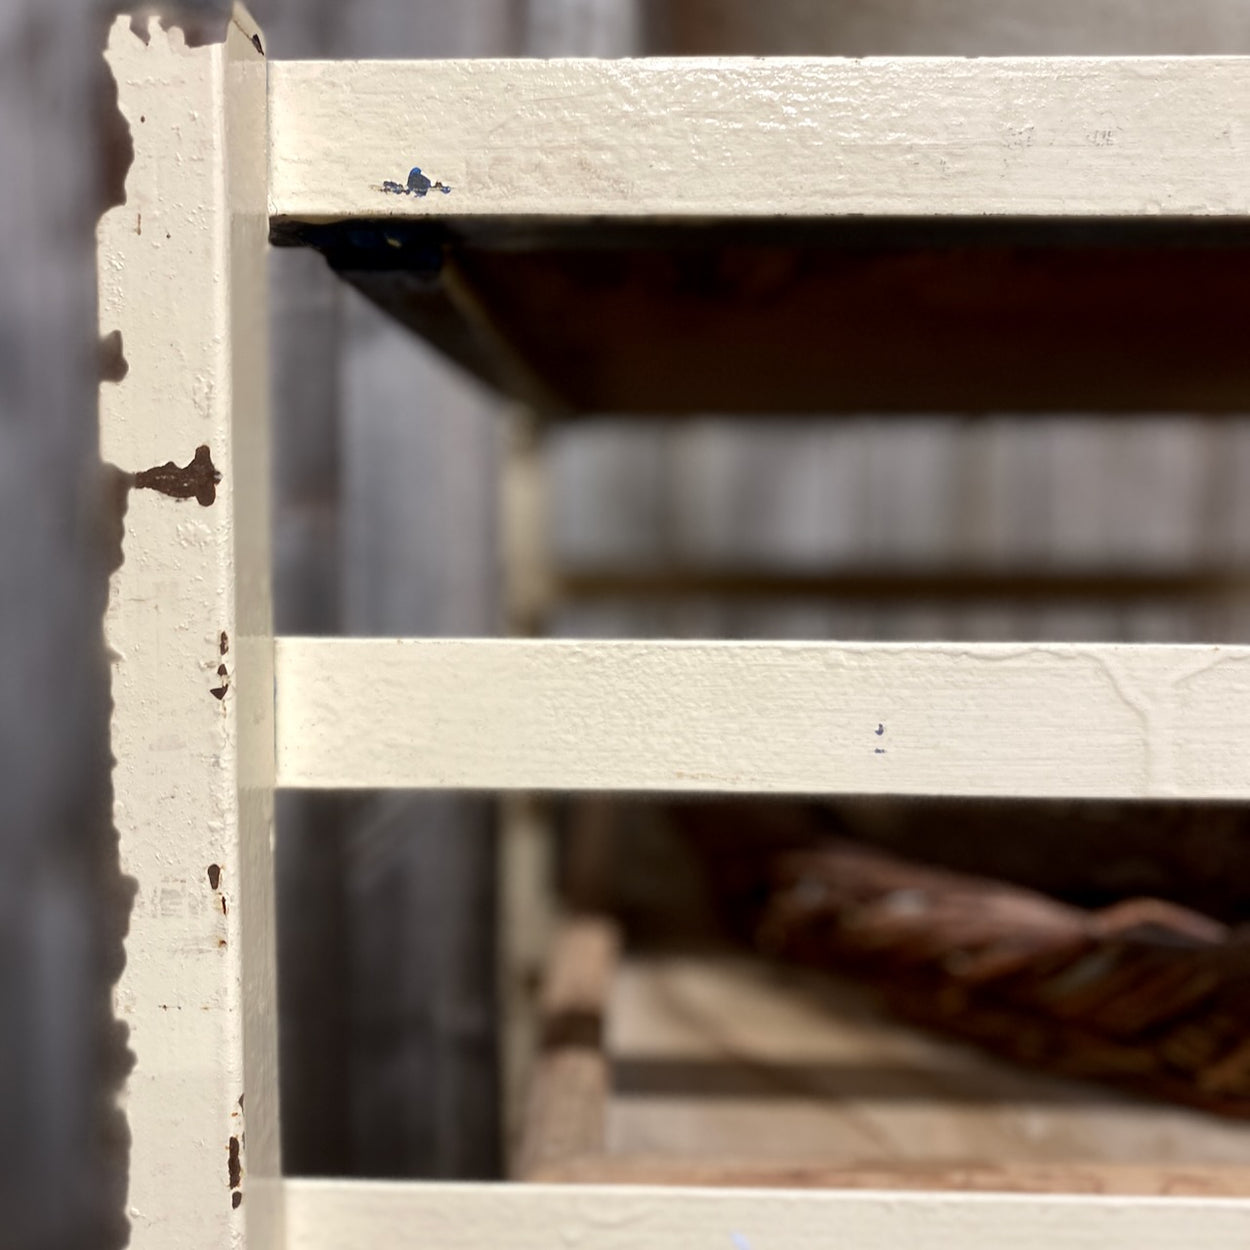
[274,638,1250,798]
[283,1178,1250,1249]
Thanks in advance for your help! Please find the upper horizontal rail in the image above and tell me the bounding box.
[270,57,1250,222]
[275,637,1250,798]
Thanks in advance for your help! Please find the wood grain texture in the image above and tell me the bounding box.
[517,918,619,1177]
[270,57,1250,221]
[520,929,1250,1196]
[275,637,1250,797]
[604,954,1250,1178]
[285,1176,1250,1248]
[98,9,281,1247]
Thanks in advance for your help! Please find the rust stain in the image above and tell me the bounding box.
[207,864,221,890]
[228,1135,242,1189]
[211,658,230,701]
[132,445,220,506]
[232,1193,242,1210]
[219,631,229,656]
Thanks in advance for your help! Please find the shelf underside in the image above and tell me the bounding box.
[280,220,1250,415]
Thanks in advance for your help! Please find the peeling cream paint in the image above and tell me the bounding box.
[98,8,280,1248]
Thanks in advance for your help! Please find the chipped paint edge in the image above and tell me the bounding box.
[98,7,281,1247]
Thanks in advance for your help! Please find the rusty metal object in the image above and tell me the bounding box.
[752,840,1250,1115]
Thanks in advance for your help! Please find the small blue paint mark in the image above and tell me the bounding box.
[875,723,885,736]
[381,165,452,197]
[730,1235,752,1250]
[875,748,886,755]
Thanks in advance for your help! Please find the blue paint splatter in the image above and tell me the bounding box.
[381,165,452,196]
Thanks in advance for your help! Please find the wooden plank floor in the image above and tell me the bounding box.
[608,954,1250,1165]
[532,945,1250,1190]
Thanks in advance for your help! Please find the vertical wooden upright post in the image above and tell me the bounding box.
[98,8,280,1247]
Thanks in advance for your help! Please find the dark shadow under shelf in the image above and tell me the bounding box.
[274,217,1250,417]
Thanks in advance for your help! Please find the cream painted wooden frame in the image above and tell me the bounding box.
[100,8,1250,1245]
[99,8,280,1249]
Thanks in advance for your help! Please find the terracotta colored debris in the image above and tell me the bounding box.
[751,839,1250,1116]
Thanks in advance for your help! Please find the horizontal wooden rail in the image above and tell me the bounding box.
[274,638,1250,798]
[283,1177,1250,1249]
[270,57,1250,222]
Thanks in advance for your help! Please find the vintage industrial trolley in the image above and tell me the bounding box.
[99,6,1250,1246]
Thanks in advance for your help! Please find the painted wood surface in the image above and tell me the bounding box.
[270,56,1250,221]
[275,637,1250,798]
[284,1177,1250,1248]
[98,10,282,1247]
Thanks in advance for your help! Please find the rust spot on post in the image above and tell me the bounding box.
[133,444,220,506]
[211,659,230,702]
[228,1135,242,1189]
[207,864,221,890]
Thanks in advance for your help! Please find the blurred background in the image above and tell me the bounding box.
[7,1,1250,1247]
